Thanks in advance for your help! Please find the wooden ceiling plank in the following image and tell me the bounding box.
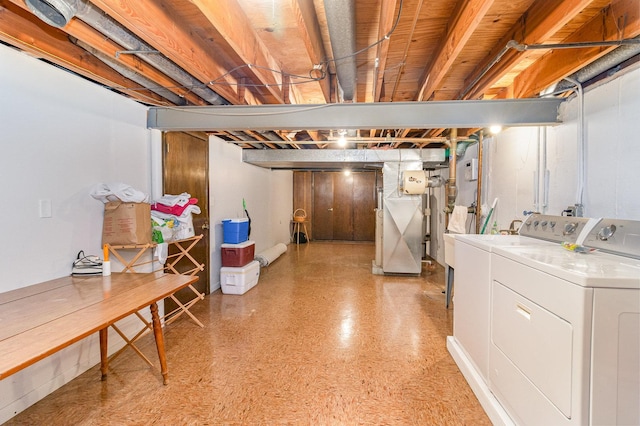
[463,0,595,100]
[416,0,496,102]
[88,0,246,104]
[290,0,331,102]
[190,0,286,104]
[0,1,167,105]
[513,0,640,98]
[373,0,398,102]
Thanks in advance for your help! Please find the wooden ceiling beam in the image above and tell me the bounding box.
[0,1,167,105]
[462,0,594,100]
[291,0,331,103]
[416,0,495,102]
[372,0,397,102]
[513,0,640,98]
[190,0,289,104]
[88,0,253,105]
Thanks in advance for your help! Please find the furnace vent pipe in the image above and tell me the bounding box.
[75,39,184,105]
[26,0,227,106]
[25,0,77,28]
[323,0,357,102]
[552,36,640,93]
[447,128,458,210]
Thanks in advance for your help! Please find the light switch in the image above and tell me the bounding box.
[39,199,52,218]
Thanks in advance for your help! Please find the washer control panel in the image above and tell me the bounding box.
[519,214,593,243]
[583,218,640,259]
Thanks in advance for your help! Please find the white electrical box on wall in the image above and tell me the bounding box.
[465,158,478,181]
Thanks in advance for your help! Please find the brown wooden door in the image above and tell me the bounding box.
[162,132,210,313]
[311,171,376,241]
[333,173,354,240]
[353,172,376,241]
[312,172,334,240]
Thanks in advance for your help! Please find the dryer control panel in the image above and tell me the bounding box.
[583,218,640,259]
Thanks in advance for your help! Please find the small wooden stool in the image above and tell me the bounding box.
[291,220,309,244]
[291,209,309,243]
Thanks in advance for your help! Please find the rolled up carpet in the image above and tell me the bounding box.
[255,243,287,267]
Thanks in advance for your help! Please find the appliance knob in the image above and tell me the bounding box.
[541,220,548,228]
[563,222,577,235]
[533,220,540,228]
[597,224,617,241]
[550,221,556,229]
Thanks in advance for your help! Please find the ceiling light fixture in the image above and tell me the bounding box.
[337,130,347,147]
[489,125,502,135]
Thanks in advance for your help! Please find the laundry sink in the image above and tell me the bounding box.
[444,233,456,268]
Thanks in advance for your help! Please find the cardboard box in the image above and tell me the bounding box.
[102,201,152,245]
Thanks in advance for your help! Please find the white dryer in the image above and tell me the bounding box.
[489,218,640,425]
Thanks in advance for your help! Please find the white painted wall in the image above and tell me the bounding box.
[0,46,294,422]
[431,65,640,266]
[208,137,292,291]
[0,44,157,422]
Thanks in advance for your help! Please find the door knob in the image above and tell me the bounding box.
[202,223,210,230]
[328,208,333,211]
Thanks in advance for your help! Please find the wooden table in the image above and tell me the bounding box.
[0,272,198,385]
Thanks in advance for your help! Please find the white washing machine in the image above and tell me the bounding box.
[451,234,557,379]
[488,218,640,425]
[448,216,593,424]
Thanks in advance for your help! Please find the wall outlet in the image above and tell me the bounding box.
[39,199,52,218]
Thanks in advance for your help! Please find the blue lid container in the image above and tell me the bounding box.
[222,218,249,244]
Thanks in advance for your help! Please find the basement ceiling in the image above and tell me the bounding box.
[1,0,639,150]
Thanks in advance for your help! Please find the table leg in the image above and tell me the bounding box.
[99,328,108,380]
[150,302,168,385]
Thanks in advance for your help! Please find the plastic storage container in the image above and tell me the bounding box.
[222,218,249,244]
[221,240,255,267]
[220,260,260,295]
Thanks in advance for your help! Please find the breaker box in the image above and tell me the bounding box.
[465,158,478,181]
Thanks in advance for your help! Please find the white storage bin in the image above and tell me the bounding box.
[220,260,260,295]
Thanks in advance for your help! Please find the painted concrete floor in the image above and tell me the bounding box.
[6,242,489,425]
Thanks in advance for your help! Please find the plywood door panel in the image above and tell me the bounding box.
[312,172,334,240]
[162,132,210,313]
[353,172,376,241]
[333,173,354,240]
[293,171,313,240]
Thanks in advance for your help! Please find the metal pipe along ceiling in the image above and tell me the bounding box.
[323,0,357,102]
[27,0,227,106]
[74,39,185,105]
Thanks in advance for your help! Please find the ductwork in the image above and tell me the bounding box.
[553,36,640,93]
[26,0,227,106]
[261,131,290,149]
[323,0,357,102]
[228,132,265,149]
[75,39,185,105]
[25,0,77,28]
